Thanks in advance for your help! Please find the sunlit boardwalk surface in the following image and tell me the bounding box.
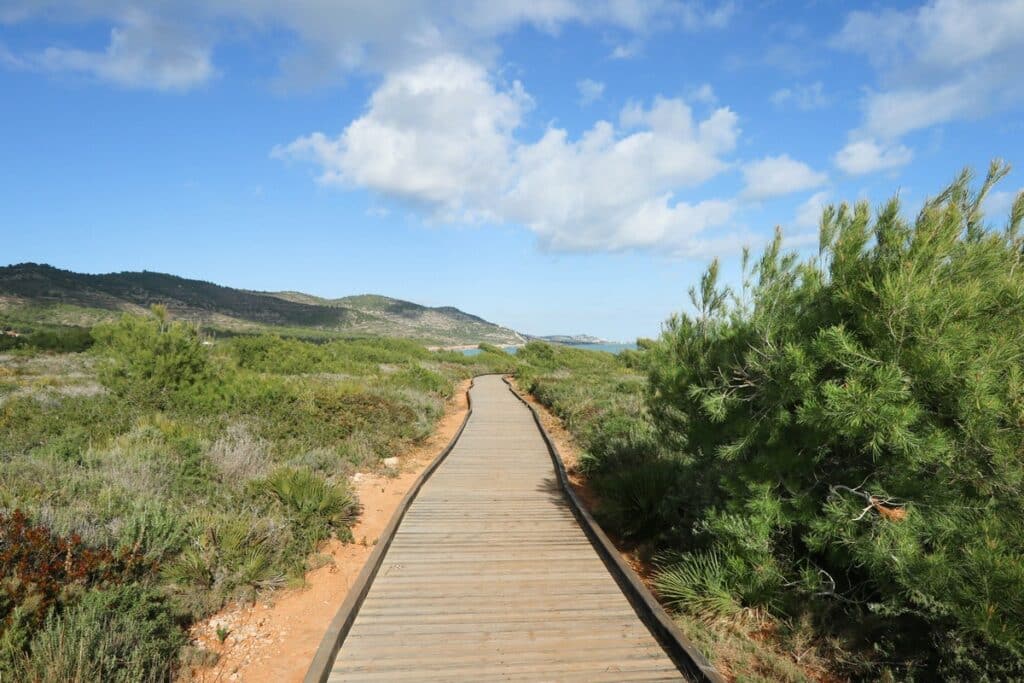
[325,375,688,682]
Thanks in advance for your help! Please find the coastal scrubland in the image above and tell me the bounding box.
[0,308,512,680]
[3,164,1022,682]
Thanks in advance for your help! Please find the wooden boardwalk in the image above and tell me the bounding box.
[318,375,696,681]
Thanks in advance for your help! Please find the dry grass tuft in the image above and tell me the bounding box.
[207,423,273,483]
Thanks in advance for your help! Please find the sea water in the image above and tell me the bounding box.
[461,342,637,356]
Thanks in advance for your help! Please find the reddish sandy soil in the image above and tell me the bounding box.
[184,379,472,683]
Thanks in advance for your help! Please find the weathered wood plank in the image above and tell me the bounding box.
[323,375,691,681]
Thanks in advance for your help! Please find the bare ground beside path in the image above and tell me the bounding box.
[183,379,472,683]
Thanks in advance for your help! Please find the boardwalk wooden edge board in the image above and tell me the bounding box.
[502,376,725,683]
[303,375,481,683]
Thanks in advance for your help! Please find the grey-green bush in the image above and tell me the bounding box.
[21,585,185,683]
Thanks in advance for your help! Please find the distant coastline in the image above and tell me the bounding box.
[453,340,638,356]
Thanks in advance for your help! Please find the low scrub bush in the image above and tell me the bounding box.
[0,510,153,672]
[654,551,742,623]
[115,503,192,564]
[0,393,134,462]
[206,422,273,484]
[258,468,360,546]
[592,458,685,542]
[163,513,288,613]
[387,364,451,397]
[228,334,325,374]
[0,325,94,353]
[19,584,186,682]
[2,305,521,678]
[93,307,224,410]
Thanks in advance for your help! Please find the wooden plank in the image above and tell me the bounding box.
[306,375,713,682]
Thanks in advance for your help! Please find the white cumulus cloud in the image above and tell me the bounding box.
[276,60,743,254]
[504,96,740,252]
[834,139,913,175]
[741,154,827,199]
[273,55,528,221]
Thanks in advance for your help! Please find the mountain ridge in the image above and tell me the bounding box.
[0,263,525,346]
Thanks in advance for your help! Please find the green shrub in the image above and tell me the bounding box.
[92,307,224,410]
[0,325,93,353]
[476,343,506,355]
[654,551,741,622]
[592,458,683,542]
[578,412,658,475]
[228,335,322,374]
[116,503,191,563]
[0,393,134,461]
[448,344,518,373]
[259,468,360,545]
[163,513,287,612]
[20,584,185,683]
[387,364,451,397]
[646,162,1024,678]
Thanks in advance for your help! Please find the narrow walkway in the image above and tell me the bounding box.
[326,375,686,681]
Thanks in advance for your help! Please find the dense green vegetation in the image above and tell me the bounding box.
[0,311,513,679]
[520,164,1024,681]
[0,324,93,353]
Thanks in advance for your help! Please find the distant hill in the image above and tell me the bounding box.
[0,263,525,346]
[527,334,614,345]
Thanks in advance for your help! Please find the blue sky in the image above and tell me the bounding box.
[2,1,1022,340]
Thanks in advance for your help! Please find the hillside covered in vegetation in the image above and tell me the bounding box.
[0,264,525,347]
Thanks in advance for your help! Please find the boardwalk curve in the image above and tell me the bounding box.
[305,375,720,682]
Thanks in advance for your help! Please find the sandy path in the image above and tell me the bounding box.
[185,379,472,683]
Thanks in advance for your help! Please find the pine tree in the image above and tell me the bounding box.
[647,162,1024,679]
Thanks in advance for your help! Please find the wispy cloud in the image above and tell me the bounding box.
[795,190,830,229]
[610,42,641,60]
[831,0,1024,174]
[689,83,718,105]
[35,14,215,91]
[2,1,737,89]
[770,81,829,110]
[576,78,605,105]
